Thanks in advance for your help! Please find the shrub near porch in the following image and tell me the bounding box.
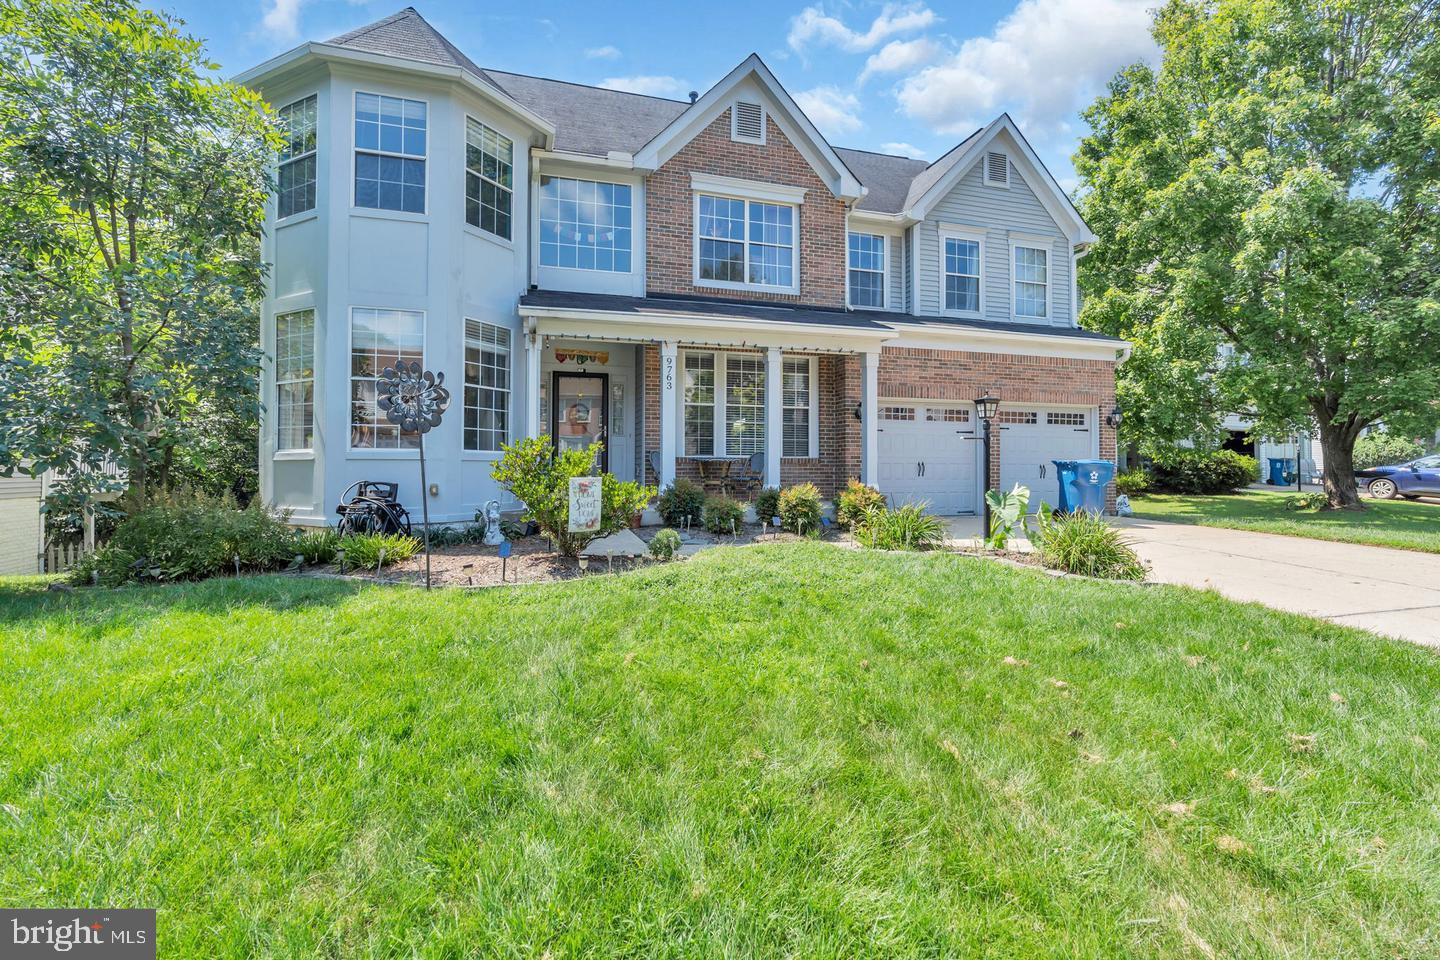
[3,545,1438,956]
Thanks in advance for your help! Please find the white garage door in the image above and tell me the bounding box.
[998,408,1095,511]
[877,403,980,514]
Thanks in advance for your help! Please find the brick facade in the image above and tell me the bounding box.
[638,343,1118,509]
[645,109,848,308]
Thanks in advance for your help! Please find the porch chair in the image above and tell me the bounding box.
[728,451,765,498]
[646,450,662,486]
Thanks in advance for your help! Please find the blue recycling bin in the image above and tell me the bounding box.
[1266,457,1293,485]
[1052,459,1116,514]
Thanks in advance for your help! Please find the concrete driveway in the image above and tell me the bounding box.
[1116,519,1440,647]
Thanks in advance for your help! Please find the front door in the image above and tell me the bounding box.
[552,372,609,473]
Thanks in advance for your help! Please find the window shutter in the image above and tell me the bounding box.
[985,152,1008,185]
[732,101,765,143]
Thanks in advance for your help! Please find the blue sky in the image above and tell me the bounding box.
[163,0,1158,189]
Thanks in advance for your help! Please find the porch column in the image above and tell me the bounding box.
[860,350,879,487]
[525,328,545,439]
[765,346,783,487]
[658,340,678,489]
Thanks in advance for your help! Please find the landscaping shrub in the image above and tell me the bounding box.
[1149,449,1258,494]
[1353,431,1424,470]
[656,478,706,528]
[853,503,945,551]
[1285,491,1330,511]
[1114,469,1152,497]
[985,484,1031,549]
[1032,511,1146,580]
[703,495,746,535]
[296,528,340,564]
[340,532,421,569]
[491,437,654,558]
[835,479,886,529]
[754,487,781,524]
[72,493,295,586]
[648,528,682,561]
[778,482,823,534]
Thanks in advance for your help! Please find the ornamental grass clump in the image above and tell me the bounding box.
[853,503,946,551]
[1032,511,1146,581]
[339,532,421,569]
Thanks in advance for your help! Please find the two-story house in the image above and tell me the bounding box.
[237,7,1128,526]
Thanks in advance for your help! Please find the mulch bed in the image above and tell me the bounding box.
[308,537,643,588]
[636,522,846,548]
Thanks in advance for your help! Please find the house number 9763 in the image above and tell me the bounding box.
[664,355,675,391]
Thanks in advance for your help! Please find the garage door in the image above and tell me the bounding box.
[998,408,1095,511]
[877,403,980,514]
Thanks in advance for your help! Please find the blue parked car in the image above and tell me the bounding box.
[1355,454,1440,499]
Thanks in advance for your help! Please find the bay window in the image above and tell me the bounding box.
[463,320,510,452]
[275,309,314,451]
[354,92,426,213]
[277,95,316,219]
[696,194,795,291]
[349,307,423,449]
[465,118,512,239]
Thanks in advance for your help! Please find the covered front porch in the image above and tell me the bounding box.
[519,292,891,500]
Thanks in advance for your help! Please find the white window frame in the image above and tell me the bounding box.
[1010,235,1052,321]
[462,320,512,455]
[691,173,804,296]
[782,356,820,458]
[939,225,985,318]
[276,95,317,222]
[731,99,766,145]
[677,351,818,460]
[346,306,426,455]
[464,115,514,242]
[847,232,886,310]
[682,352,717,457]
[352,90,429,216]
[274,308,315,453]
[537,174,634,273]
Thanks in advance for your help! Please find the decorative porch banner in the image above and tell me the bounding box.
[567,476,602,533]
[555,349,609,365]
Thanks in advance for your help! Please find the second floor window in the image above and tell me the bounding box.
[1014,245,1048,318]
[355,93,426,213]
[540,176,632,271]
[848,233,884,308]
[466,119,513,239]
[945,237,981,313]
[277,95,316,219]
[697,195,795,290]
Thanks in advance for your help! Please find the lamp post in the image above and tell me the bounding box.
[975,391,1000,536]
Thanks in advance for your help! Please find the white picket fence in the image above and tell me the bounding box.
[43,541,91,573]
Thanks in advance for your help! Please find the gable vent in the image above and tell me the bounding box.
[985,151,1009,186]
[732,100,765,143]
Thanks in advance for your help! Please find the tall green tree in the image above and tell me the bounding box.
[0,0,276,514]
[1076,0,1440,507]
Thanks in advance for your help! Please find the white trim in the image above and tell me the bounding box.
[461,319,513,454]
[676,349,819,463]
[691,192,801,296]
[275,93,318,222]
[846,231,887,310]
[780,354,821,458]
[850,208,913,226]
[690,171,806,205]
[1009,235,1052,323]
[730,99,766,145]
[346,305,427,454]
[464,113,516,241]
[274,307,317,453]
[938,224,985,319]
[351,89,430,217]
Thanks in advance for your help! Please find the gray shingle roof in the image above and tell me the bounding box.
[481,70,687,157]
[319,7,996,215]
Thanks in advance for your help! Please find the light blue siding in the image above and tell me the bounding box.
[914,159,1073,327]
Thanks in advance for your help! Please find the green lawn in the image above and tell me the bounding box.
[2,546,1438,957]
[1129,488,1440,553]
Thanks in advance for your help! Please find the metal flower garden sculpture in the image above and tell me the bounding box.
[377,361,451,589]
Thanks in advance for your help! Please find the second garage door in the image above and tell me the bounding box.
[997,408,1095,511]
[877,402,980,514]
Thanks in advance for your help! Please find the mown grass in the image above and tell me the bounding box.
[1130,489,1440,553]
[1,545,1438,957]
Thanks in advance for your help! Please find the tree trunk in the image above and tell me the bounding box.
[1313,411,1363,510]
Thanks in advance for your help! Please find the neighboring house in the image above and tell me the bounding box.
[237,7,1128,524]
[0,472,44,575]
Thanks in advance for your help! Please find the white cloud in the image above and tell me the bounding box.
[795,86,864,136]
[585,45,622,60]
[896,0,1156,137]
[788,3,938,54]
[598,75,690,98]
[881,141,928,159]
[261,0,303,40]
[859,37,943,83]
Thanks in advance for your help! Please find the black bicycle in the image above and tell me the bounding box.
[334,481,413,537]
